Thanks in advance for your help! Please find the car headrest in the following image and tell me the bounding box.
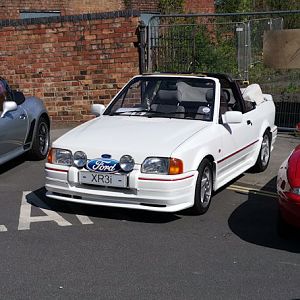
[205,89,214,103]
[154,90,179,105]
[176,81,208,102]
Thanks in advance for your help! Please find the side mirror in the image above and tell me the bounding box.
[222,111,243,124]
[1,101,18,118]
[91,104,105,117]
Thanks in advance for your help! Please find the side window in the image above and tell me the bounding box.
[219,88,231,115]
[244,99,256,112]
[221,87,243,113]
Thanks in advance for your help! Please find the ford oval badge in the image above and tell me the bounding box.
[86,158,120,173]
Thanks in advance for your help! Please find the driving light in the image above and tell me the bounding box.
[47,148,72,166]
[73,151,87,168]
[120,155,135,172]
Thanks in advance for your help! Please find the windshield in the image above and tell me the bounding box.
[104,76,215,121]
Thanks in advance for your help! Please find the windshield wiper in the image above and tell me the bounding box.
[147,111,185,118]
[109,110,211,120]
[147,111,212,120]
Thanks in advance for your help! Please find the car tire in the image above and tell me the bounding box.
[191,158,213,215]
[253,131,271,172]
[28,116,50,160]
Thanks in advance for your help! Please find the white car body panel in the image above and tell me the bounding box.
[45,74,277,212]
[53,116,211,165]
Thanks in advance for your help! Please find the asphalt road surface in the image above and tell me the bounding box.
[0,154,299,300]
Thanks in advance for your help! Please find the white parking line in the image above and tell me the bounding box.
[0,225,8,232]
[18,191,72,231]
[76,215,94,225]
[227,184,278,198]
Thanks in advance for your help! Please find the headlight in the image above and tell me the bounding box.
[47,148,73,166]
[141,157,183,175]
[120,155,135,172]
[141,157,169,174]
[73,151,87,168]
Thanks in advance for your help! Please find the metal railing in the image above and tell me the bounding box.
[141,11,300,131]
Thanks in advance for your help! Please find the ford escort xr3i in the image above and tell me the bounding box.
[45,73,277,214]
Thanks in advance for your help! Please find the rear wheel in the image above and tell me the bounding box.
[28,116,50,160]
[191,159,213,215]
[253,131,271,172]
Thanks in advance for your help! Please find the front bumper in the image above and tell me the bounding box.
[45,163,198,212]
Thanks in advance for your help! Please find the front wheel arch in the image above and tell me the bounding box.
[252,129,271,172]
[27,115,50,160]
[39,112,50,129]
[190,158,214,215]
[201,155,216,190]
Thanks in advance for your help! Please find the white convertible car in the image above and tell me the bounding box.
[45,73,277,214]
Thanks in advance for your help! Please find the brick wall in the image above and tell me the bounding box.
[0,0,125,20]
[64,0,125,16]
[129,0,160,12]
[129,0,215,13]
[0,0,215,19]
[0,11,140,123]
[184,0,215,13]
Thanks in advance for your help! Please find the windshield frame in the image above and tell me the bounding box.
[104,75,219,122]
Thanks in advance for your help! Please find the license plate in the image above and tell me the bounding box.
[79,172,127,188]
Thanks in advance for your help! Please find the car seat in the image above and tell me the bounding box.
[151,90,185,118]
[195,89,214,120]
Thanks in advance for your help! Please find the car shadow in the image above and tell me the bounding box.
[0,153,27,175]
[26,187,181,224]
[228,176,300,253]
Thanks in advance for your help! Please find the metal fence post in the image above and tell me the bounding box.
[138,20,147,74]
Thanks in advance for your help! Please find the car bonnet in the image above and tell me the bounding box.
[52,116,210,164]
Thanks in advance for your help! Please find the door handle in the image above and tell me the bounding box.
[247,120,252,126]
[19,114,27,120]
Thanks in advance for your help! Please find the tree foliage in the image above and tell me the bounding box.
[158,0,184,14]
[216,0,300,28]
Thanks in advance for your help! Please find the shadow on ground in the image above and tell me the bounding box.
[0,154,27,175]
[26,187,180,224]
[228,176,300,253]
